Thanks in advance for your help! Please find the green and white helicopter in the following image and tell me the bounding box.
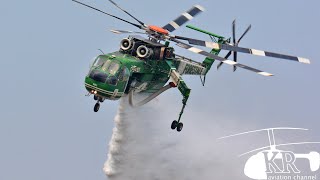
[73,0,310,132]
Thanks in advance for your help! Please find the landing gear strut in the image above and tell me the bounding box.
[171,97,187,132]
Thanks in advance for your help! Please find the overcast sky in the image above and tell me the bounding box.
[0,0,319,180]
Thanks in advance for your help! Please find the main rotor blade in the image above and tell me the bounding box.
[163,5,205,32]
[72,0,142,29]
[237,25,251,44]
[108,0,146,27]
[110,29,146,34]
[171,39,273,76]
[175,36,311,64]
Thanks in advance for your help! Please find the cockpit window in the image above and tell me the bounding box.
[89,69,108,83]
[118,67,130,82]
[93,57,105,67]
[107,76,118,86]
[108,63,120,75]
[101,60,120,75]
[101,60,111,71]
[89,58,122,86]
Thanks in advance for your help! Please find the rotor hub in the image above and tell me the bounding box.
[148,25,169,35]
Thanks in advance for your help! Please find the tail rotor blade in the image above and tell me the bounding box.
[233,51,238,72]
[237,24,251,44]
[232,20,238,71]
[217,51,232,70]
[225,51,232,60]
[217,62,223,70]
[232,20,236,45]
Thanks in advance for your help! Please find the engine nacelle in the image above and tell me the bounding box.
[120,38,133,51]
[136,45,153,58]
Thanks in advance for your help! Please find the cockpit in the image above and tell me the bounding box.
[88,56,130,86]
[101,59,120,76]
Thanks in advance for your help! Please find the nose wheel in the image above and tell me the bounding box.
[93,95,105,112]
[171,120,183,132]
[94,102,100,112]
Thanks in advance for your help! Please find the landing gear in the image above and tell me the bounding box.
[171,120,183,132]
[92,94,105,112]
[171,120,178,130]
[170,96,188,132]
[94,102,100,112]
[177,123,183,132]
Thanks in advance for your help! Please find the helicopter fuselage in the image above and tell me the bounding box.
[85,35,212,103]
[84,52,171,100]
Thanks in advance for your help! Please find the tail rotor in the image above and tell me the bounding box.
[217,20,251,71]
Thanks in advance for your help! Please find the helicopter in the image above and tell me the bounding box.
[72,0,310,132]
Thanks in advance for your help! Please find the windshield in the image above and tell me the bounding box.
[101,60,120,75]
[118,67,130,82]
[89,69,108,83]
[92,57,105,67]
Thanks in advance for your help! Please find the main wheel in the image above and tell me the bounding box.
[94,103,100,112]
[94,95,98,101]
[171,120,178,130]
[177,122,183,132]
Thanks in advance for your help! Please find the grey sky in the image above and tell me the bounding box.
[0,0,319,180]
